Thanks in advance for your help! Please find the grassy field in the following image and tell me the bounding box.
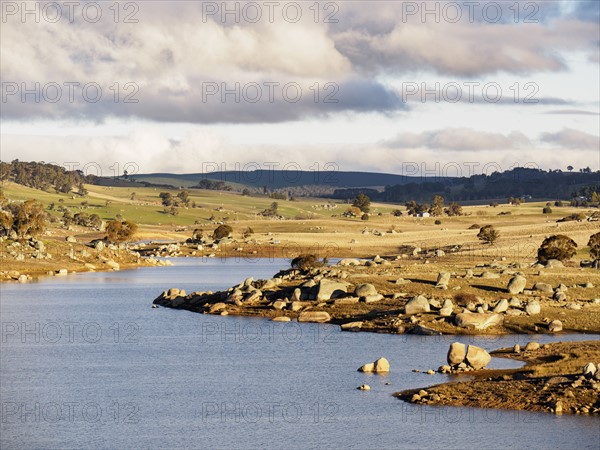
[2,180,599,261]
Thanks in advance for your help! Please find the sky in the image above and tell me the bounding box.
[1,0,599,177]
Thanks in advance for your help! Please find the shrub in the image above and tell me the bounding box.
[434,219,442,225]
[290,254,324,271]
[242,227,254,239]
[554,201,564,207]
[4,199,48,238]
[477,225,499,244]
[468,224,480,230]
[106,219,137,243]
[392,209,403,217]
[542,206,553,214]
[453,293,478,306]
[361,213,369,221]
[558,213,586,222]
[445,202,463,216]
[352,194,371,213]
[587,232,600,262]
[537,234,577,262]
[213,224,233,239]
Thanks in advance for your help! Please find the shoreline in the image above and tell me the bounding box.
[394,340,600,415]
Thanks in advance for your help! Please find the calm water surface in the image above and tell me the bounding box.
[1,258,598,449]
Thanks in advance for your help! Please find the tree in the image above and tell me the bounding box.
[430,195,445,216]
[567,165,574,172]
[8,200,48,238]
[542,206,553,214]
[361,213,369,221]
[106,219,137,243]
[242,188,250,196]
[352,194,371,213]
[445,202,463,216]
[587,232,600,267]
[537,235,577,262]
[477,225,499,244]
[191,229,205,241]
[130,192,136,201]
[213,224,233,239]
[392,209,403,217]
[176,190,190,207]
[261,202,279,217]
[159,192,173,207]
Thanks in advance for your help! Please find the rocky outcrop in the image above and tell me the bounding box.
[358,357,390,373]
[454,313,503,330]
[405,295,430,315]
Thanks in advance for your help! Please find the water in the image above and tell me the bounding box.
[1,258,598,449]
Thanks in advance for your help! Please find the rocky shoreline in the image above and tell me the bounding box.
[153,256,600,335]
[395,340,600,415]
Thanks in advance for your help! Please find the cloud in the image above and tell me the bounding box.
[540,128,600,150]
[383,128,531,151]
[544,109,600,116]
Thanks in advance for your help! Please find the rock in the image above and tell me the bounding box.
[298,311,331,323]
[105,260,120,270]
[334,297,360,305]
[525,300,541,315]
[447,342,466,365]
[439,307,453,317]
[56,268,68,276]
[507,275,527,294]
[357,384,371,391]
[317,279,348,301]
[243,277,254,287]
[66,236,77,243]
[454,313,503,330]
[271,316,291,322]
[94,240,105,251]
[553,291,567,302]
[340,321,363,331]
[290,301,303,312]
[548,320,563,332]
[493,298,509,313]
[358,357,390,373]
[339,258,361,266]
[272,300,287,310]
[355,283,377,297]
[209,303,227,313]
[17,274,28,283]
[435,272,451,288]
[395,278,409,285]
[480,271,500,279]
[524,342,540,351]
[533,282,553,294]
[465,345,491,370]
[554,400,563,414]
[84,263,96,270]
[426,369,435,375]
[363,294,384,303]
[405,295,431,315]
[545,259,564,268]
[583,362,597,377]
[513,344,521,353]
[292,288,302,301]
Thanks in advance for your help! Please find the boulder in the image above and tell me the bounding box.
[447,342,466,365]
[454,313,503,330]
[316,279,348,301]
[480,271,500,279]
[533,282,553,294]
[435,272,451,288]
[548,320,563,332]
[358,357,390,373]
[340,321,363,331]
[466,345,491,370]
[507,275,526,294]
[545,259,564,268]
[405,295,431,315]
[524,342,540,351]
[271,316,291,322]
[339,258,361,266]
[525,300,541,315]
[493,298,509,313]
[357,384,371,390]
[583,362,597,378]
[298,311,331,323]
[363,294,384,303]
[209,302,227,313]
[272,300,287,310]
[355,283,377,297]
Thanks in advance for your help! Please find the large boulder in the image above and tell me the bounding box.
[358,357,390,373]
[548,319,563,332]
[447,342,466,365]
[545,259,564,268]
[316,279,348,301]
[298,311,331,323]
[355,283,378,297]
[405,295,431,315]
[339,258,361,266]
[493,298,509,313]
[525,300,541,315]
[435,272,451,288]
[507,275,526,294]
[533,282,553,294]
[454,313,503,330]
[466,345,491,370]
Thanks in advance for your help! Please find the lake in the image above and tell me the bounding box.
[1,258,598,449]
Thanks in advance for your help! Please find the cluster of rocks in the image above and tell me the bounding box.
[358,357,390,373]
[438,342,492,373]
[545,362,600,415]
[409,389,445,405]
[3,237,52,261]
